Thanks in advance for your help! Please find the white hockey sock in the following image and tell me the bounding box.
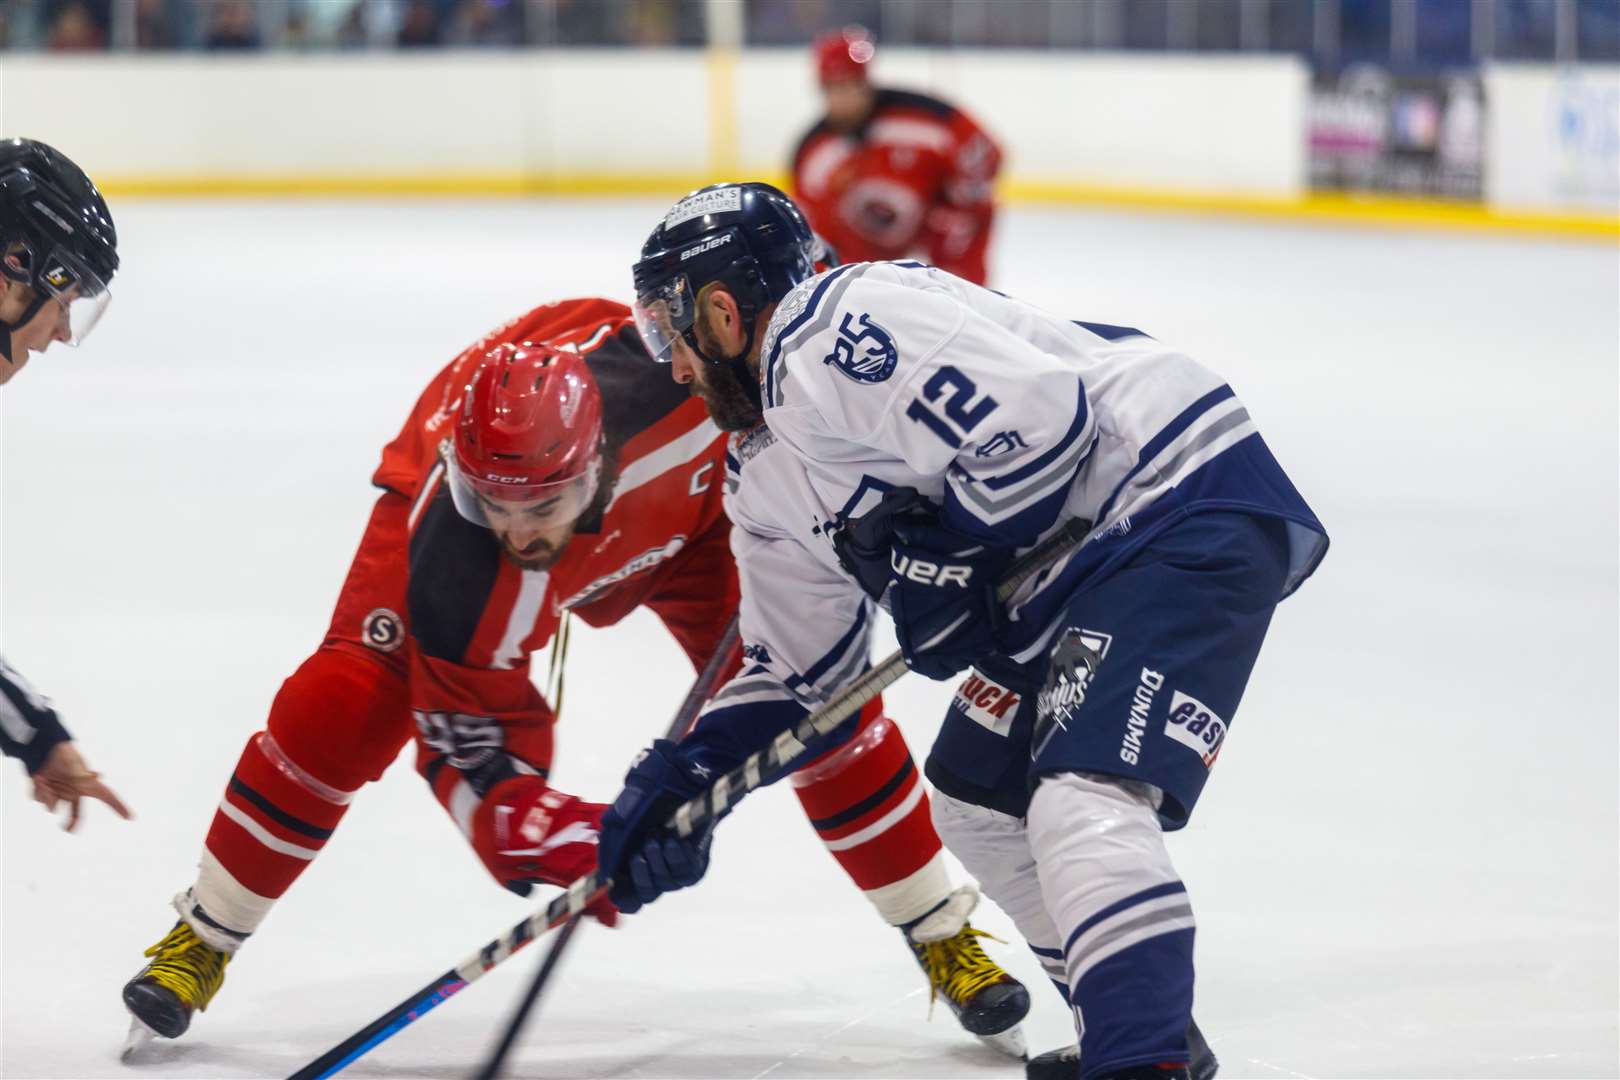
[931,787,1069,994]
[1028,772,1195,1075]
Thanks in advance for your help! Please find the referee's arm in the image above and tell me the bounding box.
[0,655,72,775]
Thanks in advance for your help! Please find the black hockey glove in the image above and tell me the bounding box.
[596,739,717,914]
[833,487,1011,681]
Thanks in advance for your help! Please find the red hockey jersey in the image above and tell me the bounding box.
[791,87,1002,284]
[373,298,734,783]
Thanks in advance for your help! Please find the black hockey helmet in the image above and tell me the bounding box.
[0,138,119,362]
[630,181,818,373]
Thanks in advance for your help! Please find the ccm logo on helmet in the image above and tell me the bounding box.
[680,234,732,261]
[482,472,531,484]
[890,552,973,588]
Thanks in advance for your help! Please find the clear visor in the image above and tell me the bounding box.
[38,248,111,347]
[632,273,697,364]
[443,442,602,531]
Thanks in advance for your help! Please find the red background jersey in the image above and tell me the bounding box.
[791,87,1002,284]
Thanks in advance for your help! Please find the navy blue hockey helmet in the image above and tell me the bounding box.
[0,138,119,362]
[630,182,818,369]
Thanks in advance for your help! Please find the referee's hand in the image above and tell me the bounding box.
[30,742,132,832]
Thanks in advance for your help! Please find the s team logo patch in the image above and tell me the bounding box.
[1164,689,1227,767]
[823,311,898,384]
[362,608,404,653]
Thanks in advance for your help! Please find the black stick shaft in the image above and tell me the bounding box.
[467,618,741,1080]
[470,915,582,1080]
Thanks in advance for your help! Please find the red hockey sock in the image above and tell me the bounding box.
[792,701,949,925]
[191,647,411,945]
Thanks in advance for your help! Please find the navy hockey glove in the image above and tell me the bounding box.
[596,739,717,914]
[834,487,1011,681]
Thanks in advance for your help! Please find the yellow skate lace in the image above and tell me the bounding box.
[141,922,230,1012]
[915,926,1009,1017]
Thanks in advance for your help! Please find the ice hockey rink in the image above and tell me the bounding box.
[2,199,1616,1079]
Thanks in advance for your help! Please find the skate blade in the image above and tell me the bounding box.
[975,1021,1027,1060]
[121,1016,158,1062]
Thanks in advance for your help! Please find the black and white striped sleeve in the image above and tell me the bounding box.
[0,656,73,775]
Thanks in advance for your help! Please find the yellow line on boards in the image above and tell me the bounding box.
[95,172,1618,241]
[1007,181,1620,241]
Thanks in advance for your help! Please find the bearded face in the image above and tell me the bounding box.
[684,305,763,432]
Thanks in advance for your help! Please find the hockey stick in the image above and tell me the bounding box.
[288,520,1085,1080]
[470,618,742,1080]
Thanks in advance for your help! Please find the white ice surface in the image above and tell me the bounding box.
[1,200,1616,1079]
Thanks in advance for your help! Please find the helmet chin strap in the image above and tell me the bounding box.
[0,289,51,365]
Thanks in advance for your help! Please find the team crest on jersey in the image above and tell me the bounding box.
[362,608,404,654]
[1032,627,1113,759]
[823,311,898,384]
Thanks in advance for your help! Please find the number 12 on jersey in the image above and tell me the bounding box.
[906,366,999,449]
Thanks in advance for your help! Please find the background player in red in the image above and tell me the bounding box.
[121,297,1029,1055]
[791,26,1003,285]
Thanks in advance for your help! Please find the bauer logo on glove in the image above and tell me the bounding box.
[890,549,974,588]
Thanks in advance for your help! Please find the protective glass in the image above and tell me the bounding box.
[443,442,602,531]
[38,246,111,347]
[632,272,697,364]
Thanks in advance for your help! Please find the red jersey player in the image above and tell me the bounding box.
[791,26,1003,285]
[120,297,1029,1056]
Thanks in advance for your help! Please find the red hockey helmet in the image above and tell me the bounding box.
[447,342,605,528]
[815,26,875,85]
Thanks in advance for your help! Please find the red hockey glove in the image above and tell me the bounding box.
[471,776,620,926]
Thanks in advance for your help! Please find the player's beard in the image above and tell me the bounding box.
[502,534,568,571]
[497,451,619,570]
[689,310,762,432]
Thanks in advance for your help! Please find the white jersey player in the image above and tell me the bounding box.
[597,183,1328,1080]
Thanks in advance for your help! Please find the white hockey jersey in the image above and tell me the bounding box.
[686,260,1325,766]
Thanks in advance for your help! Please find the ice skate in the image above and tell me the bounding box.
[1025,1019,1217,1080]
[121,920,231,1041]
[904,885,1030,1058]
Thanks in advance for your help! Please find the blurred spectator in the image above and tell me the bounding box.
[203,0,259,49]
[397,0,442,47]
[623,0,677,46]
[335,1,371,48]
[46,0,107,50]
[134,0,177,48]
[550,0,613,44]
[445,0,524,46]
[747,0,880,45]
